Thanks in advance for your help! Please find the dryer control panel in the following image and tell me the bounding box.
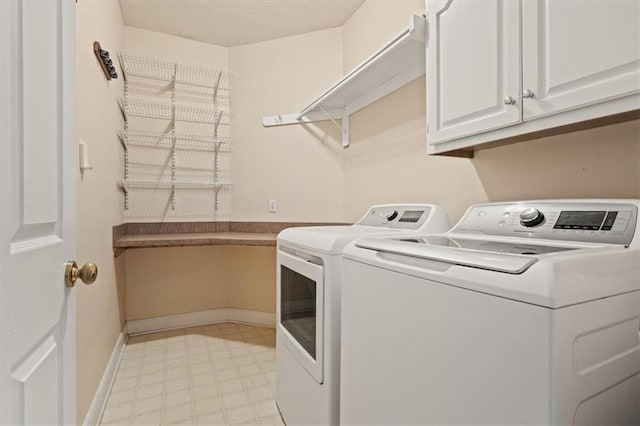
[356,204,449,231]
[453,201,639,246]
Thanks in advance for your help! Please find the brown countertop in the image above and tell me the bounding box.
[113,221,344,255]
[114,231,278,248]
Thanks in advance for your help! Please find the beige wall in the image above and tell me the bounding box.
[225,246,277,312]
[75,1,126,422]
[472,120,640,206]
[125,246,227,319]
[125,246,276,319]
[343,0,425,72]
[229,28,345,222]
[124,26,228,69]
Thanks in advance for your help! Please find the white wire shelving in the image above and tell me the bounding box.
[118,180,233,190]
[118,51,233,92]
[118,51,234,212]
[118,130,235,152]
[119,97,233,126]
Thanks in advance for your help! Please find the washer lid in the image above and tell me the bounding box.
[354,237,552,274]
[405,236,576,254]
[347,236,638,307]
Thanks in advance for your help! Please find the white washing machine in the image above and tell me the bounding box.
[276,204,449,426]
[341,200,640,426]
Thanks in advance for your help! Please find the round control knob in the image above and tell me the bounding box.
[384,210,399,221]
[520,208,545,227]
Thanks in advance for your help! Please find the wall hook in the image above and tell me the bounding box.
[93,41,118,80]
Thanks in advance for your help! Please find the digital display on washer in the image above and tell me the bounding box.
[398,210,424,223]
[554,211,607,230]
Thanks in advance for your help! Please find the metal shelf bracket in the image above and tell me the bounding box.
[263,106,351,147]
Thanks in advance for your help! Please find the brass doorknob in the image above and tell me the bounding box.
[65,261,98,288]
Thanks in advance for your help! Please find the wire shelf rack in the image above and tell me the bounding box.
[118,180,232,190]
[118,130,235,152]
[118,51,234,214]
[118,51,233,91]
[120,97,233,125]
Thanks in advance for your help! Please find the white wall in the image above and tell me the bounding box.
[75,1,125,422]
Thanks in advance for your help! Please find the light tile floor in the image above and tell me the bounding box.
[100,323,283,426]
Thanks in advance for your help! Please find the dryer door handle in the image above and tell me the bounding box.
[354,238,538,274]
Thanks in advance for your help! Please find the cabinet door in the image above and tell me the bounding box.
[522,1,640,121]
[427,0,521,146]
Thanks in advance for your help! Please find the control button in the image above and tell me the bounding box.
[520,208,545,227]
[498,220,505,226]
[384,210,398,221]
[477,210,485,217]
[503,212,510,218]
[600,211,618,231]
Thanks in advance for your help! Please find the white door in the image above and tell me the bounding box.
[427,0,521,146]
[1,1,77,424]
[522,1,640,121]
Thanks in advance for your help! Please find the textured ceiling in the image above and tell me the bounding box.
[119,0,366,47]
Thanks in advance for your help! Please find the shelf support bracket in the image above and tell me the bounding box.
[262,107,350,147]
[121,184,129,210]
[316,106,342,132]
[341,110,349,147]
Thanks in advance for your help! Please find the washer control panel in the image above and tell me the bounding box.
[454,201,638,245]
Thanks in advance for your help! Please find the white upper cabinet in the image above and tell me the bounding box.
[522,1,640,120]
[427,0,521,145]
[427,0,640,156]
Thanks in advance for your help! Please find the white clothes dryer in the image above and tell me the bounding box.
[276,204,449,426]
[340,200,640,426]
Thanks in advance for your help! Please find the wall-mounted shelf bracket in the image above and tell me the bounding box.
[262,14,427,148]
[262,107,350,146]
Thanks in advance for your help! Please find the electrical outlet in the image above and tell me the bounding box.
[269,199,277,213]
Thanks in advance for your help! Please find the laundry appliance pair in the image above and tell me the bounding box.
[276,200,640,426]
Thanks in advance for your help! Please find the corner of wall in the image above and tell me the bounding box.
[75,1,127,422]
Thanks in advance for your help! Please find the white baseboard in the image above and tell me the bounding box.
[127,308,276,335]
[228,308,276,327]
[83,325,128,426]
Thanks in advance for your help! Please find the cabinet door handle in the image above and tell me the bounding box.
[523,89,535,98]
[504,96,516,105]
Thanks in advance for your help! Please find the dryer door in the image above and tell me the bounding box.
[277,250,324,383]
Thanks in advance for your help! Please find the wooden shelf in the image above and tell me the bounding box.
[262,14,427,147]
